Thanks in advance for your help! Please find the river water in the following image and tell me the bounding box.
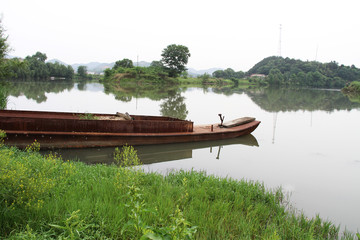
[5,80,360,233]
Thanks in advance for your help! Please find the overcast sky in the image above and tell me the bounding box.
[2,0,360,71]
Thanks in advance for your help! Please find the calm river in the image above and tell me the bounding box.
[5,80,360,233]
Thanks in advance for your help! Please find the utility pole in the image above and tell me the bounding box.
[278,24,282,57]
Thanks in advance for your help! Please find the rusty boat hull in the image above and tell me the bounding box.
[0,110,260,149]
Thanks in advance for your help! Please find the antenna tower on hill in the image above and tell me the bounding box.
[278,24,282,57]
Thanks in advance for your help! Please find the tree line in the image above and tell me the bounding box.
[5,52,74,80]
[212,68,245,80]
[245,56,360,88]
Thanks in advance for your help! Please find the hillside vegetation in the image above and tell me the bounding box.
[246,56,360,88]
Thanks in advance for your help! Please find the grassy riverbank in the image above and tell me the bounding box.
[342,81,360,94]
[342,81,360,103]
[1,140,358,239]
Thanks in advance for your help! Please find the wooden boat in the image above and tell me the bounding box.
[0,109,261,149]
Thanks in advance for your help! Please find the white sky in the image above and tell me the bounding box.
[2,0,360,71]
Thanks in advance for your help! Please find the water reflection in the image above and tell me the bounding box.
[41,134,259,165]
[5,80,360,113]
[7,80,75,103]
[160,92,188,119]
[244,87,360,112]
[103,80,183,102]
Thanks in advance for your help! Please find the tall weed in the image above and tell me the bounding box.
[1,145,76,211]
[115,145,197,239]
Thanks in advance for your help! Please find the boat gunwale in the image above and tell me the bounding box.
[3,121,261,137]
[0,109,191,123]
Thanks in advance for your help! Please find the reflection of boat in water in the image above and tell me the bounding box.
[41,134,259,165]
[0,109,260,149]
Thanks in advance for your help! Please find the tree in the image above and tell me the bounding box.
[224,68,235,79]
[113,58,133,69]
[150,60,163,68]
[0,20,10,79]
[267,68,283,85]
[213,70,225,78]
[161,44,190,77]
[25,52,49,79]
[31,51,47,62]
[199,73,210,83]
[66,65,74,79]
[77,66,87,78]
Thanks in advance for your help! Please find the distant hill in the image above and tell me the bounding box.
[247,56,360,88]
[71,62,114,73]
[47,59,68,66]
[187,67,223,76]
[47,59,220,75]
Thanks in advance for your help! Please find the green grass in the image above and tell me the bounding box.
[1,140,359,239]
[178,77,233,86]
[178,77,264,89]
[78,113,99,120]
[349,81,360,91]
[342,81,360,93]
[342,81,360,103]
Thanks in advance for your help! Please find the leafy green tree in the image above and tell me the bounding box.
[46,62,74,79]
[150,60,163,68]
[224,68,235,78]
[104,68,113,78]
[213,70,225,78]
[234,71,245,79]
[77,66,87,78]
[199,73,210,83]
[267,68,283,85]
[161,44,190,77]
[32,52,47,62]
[25,52,49,79]
[114,59,133,69]
[66,65,74,79]
[4,50,73,80]
[0,20,11,79]
[213,68,245,80]
[3,58,29,79]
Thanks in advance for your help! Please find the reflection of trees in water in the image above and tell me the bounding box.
[211,86,247,96]
[103,81,178,102]
[194,85,360,112]
[77,80,86,91]
[160,92,188,120]
[245,87,360,112]
[103,80,185,101]
[103,81,189,119]
[7,80,75,103]
[0,81,10,109]
[7,79,358,114]
[343,92,360,104]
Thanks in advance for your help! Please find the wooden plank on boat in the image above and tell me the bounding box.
[222,117,255,128]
